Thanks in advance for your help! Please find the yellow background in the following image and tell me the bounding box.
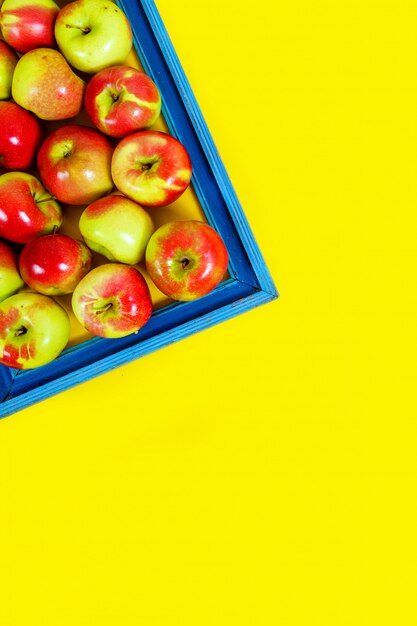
[1,0,416,624]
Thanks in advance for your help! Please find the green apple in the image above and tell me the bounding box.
[0,40,18,100]
[0,292,70,369]
[12,48,85,120]
[0,241,24,303]
[79,195,154,265]
[55,0,132,74]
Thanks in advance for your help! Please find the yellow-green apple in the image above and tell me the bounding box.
[19,233,92,295]
[0,101,42,170]
[145,221,228,301]
[12,48,85,120]
[84,65,161,138]
[0,40,18,100]
[0,292,70,369]
[0,240,24,303]
[0,172,62,244]
[0,0,59,54]
[37,124,114,205]
[55,0,132,74]
[79,195,154,265]
[72,263,152,338]
[111,130,192,207]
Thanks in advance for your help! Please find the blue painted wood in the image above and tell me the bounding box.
[0,0,278,419]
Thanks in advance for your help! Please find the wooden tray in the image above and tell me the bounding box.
[0,0,278,418]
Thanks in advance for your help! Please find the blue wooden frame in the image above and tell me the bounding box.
[0,0,278,419]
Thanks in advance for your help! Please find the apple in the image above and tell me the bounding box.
[19,233,93,295]
[72,263,152,338]
[79,195,154,265]
[0,101,43,171]
[37,124,114,205]
[0,292,70,369]
[12,48,85,121]
[111,130,192,207]
[0,240,24,303]
[55,0,132,74]
[0,40,18,100]
[0,172,62,244]
[145,220,228,301]
[0,0,59,54]
[84,65,162,138]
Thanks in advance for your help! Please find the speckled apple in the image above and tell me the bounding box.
[0,0,59,54]
[72,263,153,338]
[19,234,93,295]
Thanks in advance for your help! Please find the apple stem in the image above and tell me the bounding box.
[15,326,27,337]
[179,257,190,269]
[95,302,113,315]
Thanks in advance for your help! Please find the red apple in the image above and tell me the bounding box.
[84,65,161,138]
[37,124,114,205]
[0,40,18,100]
[145,221,228,301]
[0,292,70,369]
[0,172,62,244]
[111,130,192,207]
[0,101,43,171]
[0,240,24,303]
[19,234,93,295]
[0,0,59,54]
[72,263,152,338]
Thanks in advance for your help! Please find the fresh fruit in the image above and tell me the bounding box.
[79,195,154,265]
[0,240,24,303]
[0,172,62,244]
[111,130,192,207]
[0,0,59,54]
[0,40,18,100]
[37,124,114,205]
[12,48,86,121]
[0,292,70,369]
[145,220,228,301]
[55,0,132,74]
[84,65,161,138]
[72,263,152,338]
[0,101,43,170]
[19,234,93,295]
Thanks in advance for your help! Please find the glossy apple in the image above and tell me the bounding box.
[84,65,161,138]
[145,221,228,301]
[55,0,132,74]
[0,292,70,369]
[0,0,59,54]
[79,195,154,265]
[0,240,24,303]
[12,48,85,121]
[0,101,43,171]
[19,234,93,295]
[37,124,114,205]
[0,172,62,244]
[0,40,18,100]
[111,130,192,207]
[72,263,152,338]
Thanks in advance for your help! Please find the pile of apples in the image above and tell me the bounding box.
[0,0,228,370]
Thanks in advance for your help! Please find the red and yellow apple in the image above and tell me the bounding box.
[145,220,228,301]
[37,124,114,205]
[0,240,24,303]
[0,292,70,369]
[0,101,43,171]
[79,195,154,265]
[72,263,153,338]
[55,0,132,74]
[111,130,192,207]
[19,234,93,295]
[0,172,62,244]
[84,65,161,138]
[0,0,59,54]
[12,48,85,121]
[0,40,18,100]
